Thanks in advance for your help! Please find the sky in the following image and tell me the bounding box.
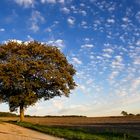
[0,0,140,117]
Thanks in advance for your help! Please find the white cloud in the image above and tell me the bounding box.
[0,28,5,32]
[81,21,87,26]
[14,0,35,8]
[30,10,45,23]
[90,55,94,59]
[136,40,140,46]
[27,35,34,41]
[109,71,119,80]
[41,0,56,3]
[86,79,93,84]
[67,17,75,25]
[52,99,64,109]
[84,38,90,42]
[102,48,114,58]
[107,18,115,24]
[103,53,112,58]
[115,55,123,62]
[58,0,64,4]
[103,48,114,54]
[58,104,90,115]
[78,84,86,91]
[135,11,140,23]
[80,21,88,29]
[79,10,87,16]
[81,44,94,48]
[108,6,115,12]
[72,57,82,65]
[30,10,45,32]
[80,3,85,7]
[30,23,39,32]
[45,27,52,32]
[61,7,70,14]
[133,56,140,65]
[131,77,140,91]
[122,17,129,22]
[41,0,64,4]
[40,0,46,3]
[111,55,124,70]
[47,39,65,49]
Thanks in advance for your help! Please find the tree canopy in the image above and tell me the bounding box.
[121,111,128,116]
[0,41,76,121]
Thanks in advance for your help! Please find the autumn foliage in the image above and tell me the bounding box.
[0,41,76,121]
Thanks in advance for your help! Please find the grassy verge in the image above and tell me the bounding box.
[8,121,139,140]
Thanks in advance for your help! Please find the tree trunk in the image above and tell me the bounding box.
[20,105,24,122]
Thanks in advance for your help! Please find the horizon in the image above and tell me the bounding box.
[1,110,139,117]
[0,0,140,117]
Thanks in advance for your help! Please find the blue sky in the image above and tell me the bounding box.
[0,0,140,116]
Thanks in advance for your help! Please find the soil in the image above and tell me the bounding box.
[0,122,64,140]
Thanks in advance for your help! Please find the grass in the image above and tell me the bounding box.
[8,121,140,140]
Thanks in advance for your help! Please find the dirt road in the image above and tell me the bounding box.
[0,122,64,140]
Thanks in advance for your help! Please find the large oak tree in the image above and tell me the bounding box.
[0,41,76,121]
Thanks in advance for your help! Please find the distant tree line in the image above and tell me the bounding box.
[0,112,17,117]
[0,112,86,118]
[121,111,140,116]
[44,115,87,118]
[24,115,87,118]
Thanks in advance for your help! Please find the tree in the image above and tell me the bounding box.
[136,114,140,116]
[128,113,134,116]
[0,41,76,121]
[121,111,128,116]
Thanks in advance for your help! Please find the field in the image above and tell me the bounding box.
[1,116,140,140]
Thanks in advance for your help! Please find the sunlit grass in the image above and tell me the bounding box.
[8,121,139,140]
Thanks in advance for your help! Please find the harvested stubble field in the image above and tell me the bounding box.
[1,116,140,138]
[1,116,140,125]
